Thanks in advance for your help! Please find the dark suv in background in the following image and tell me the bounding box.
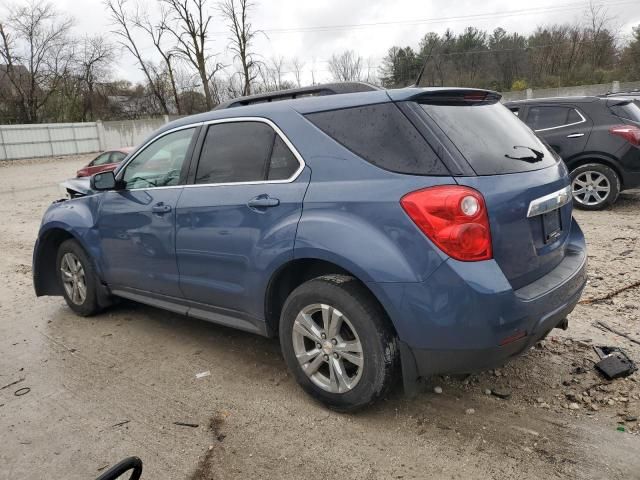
[505,96,640,210]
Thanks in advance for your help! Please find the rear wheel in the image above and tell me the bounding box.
[279,275,399,411]
[56,239,101,316]
[570,163,620,210]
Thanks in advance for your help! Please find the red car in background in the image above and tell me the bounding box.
[76,147,133,177]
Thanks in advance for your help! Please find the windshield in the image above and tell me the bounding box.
[420,102,558,175]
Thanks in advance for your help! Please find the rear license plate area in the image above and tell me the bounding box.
[542,209,562,243]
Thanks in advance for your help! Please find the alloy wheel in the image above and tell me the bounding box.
[60,252,87,305]
[291,303,364,394]
[572,171,610,207]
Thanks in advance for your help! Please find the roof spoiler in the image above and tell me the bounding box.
[407,89,501,106]
[214,82,381,110]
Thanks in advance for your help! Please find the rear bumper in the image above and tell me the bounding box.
[621,170,640,190]
[406,282,582,377]
[368,217,587,379]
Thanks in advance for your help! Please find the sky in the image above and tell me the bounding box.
[48,0,640,86]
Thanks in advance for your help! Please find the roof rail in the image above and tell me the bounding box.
[600,90,640,97]
[214,82,381,110]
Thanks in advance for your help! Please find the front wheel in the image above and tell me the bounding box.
[279,275,399,411]
[56,239,102,316]
[570,163,620,210]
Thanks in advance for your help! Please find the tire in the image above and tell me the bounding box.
[279,275,399,411]
[56,239,101,316]
[570,163,620,211]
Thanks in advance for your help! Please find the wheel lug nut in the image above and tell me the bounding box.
[323,354,329,361]
[331,338,337,345]
[333,353,339,359]
[321,333,326,339]
[316,343,321,349]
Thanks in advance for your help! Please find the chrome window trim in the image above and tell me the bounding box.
[526,185,572,218]
[533,108,586,133]
[115,117,306,192]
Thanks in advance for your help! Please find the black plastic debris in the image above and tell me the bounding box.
[593,346,637,380]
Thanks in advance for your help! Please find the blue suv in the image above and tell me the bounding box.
[33,84,587,410]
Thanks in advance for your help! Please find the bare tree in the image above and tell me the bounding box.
[133,5,181,114]
[76,35,114,120]
[584,1,617,70]
[269,56,284,89]
[218,0,260,96]
[0,1,74,123]
[161,0,223,109]
[106,0,170,114]
[328,50,363,82]
[292,56,304,87]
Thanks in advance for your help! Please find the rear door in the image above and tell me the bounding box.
[175,119,308,320]
[415,97,572,289]
[523,104,591,161]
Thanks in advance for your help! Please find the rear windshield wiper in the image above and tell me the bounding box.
[504,146,544,163]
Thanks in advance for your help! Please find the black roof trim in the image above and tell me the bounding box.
[214,82,381,110]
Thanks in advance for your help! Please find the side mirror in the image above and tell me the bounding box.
[91,171,117,191]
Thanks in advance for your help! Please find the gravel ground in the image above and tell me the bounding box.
[0,154,639,480]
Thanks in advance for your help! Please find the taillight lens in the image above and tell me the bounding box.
[400,186,492,261]
[609,125,640,146]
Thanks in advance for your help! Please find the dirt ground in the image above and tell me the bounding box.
[0,154,639,480]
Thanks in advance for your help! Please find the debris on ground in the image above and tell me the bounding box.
[593,346,637,380]
[465,408,475,415]
[174,422,199,428]
[195,371,211,379]
[1,378,25,390]
[14,387,30,396]
[112,420,130,428]
[433,386,442,394]
[594,321,640,346]
[490,387,512,400]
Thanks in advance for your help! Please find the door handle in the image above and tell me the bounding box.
[566,133,585,138]
[152,202,172,214]
[247,195,280,209]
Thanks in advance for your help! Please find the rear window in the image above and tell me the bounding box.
[610,101,640,123]
[305,103,449,176]
[420,102,558,175]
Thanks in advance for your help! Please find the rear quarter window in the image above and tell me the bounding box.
[420,102,559,175]
[305,103,449,176]
[610,101,640,123]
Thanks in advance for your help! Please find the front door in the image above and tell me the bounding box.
[96,126,198,297]
[176,120,308,321]
[524,104,591,161]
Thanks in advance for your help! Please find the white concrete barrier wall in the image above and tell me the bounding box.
[0,116,172,161]
[501,80,640,102]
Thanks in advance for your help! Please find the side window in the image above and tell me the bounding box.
[267,136,300,180]
[91,152,112,166]
[122,128,195,189]
[525,106,582,130]
[305,103,448,176]
[195,122,299,184]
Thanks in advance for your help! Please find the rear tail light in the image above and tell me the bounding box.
[400,186,492,261]
[609,125,640,146]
